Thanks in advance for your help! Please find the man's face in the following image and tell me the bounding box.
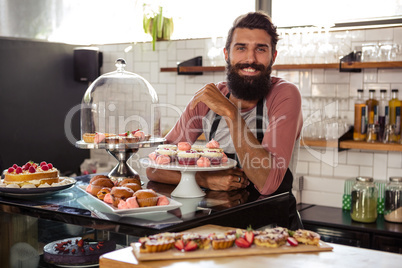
[224,28,277,101]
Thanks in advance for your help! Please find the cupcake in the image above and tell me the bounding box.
[191,144,206,152]
[202,149,223,165]
[157,144,178,151]
[133,189,159,207]
[155,148,177,162]
[177,150,200,165]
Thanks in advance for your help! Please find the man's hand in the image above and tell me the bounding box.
[196,168,249,191]
[190,83,237,120]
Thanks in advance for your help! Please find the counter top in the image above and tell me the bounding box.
[99,242,402,268]
[0,174,291,237]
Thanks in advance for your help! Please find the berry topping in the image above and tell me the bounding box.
[12,164,18,169]
[32,163,37,168]
[40,161,47,167]
[16,167,23,174]
[47,163,53,169]
[41,165,49,171]
[7,167,14,173]
[22,165,29,171]
[28,166,36,173]
[25,162,32,168]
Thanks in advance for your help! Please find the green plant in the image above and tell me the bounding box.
[143,5,174,51]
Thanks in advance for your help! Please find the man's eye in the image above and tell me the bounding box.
[236,46,246,51]
[257,47,267,52]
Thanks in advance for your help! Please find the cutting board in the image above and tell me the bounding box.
[131,224,333,261]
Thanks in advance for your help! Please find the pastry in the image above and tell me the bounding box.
[206,139,220,149]
[89,175,109,184]
[138,236,175,253]
[155,148,177,162]
[181,233,210,249]
[43,237,115,266]
[120,182,141,193]
[177,150,200,165]
[202,150,223,165]
[155,155,171,165]
[96,187,111,200]
[209,233,236,249]
[110,187,135,207]
[117,176,141,187]
[82,133,95,143]
[292,229,320,246]
[254,227,289,248]
[89,178,114,196]
[3,161,59,187]
[197,156,211,167]
[133,189,158,207]
[177,142,191,151]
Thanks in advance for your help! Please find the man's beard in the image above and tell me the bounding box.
[226,61,272,101]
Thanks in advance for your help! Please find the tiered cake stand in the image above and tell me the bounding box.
[75,138,165,181]
[139,158,237,198]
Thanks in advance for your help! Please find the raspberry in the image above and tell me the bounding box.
[22,165,29,171]
[12,164,18,169]
[7,167,14,173]
[47,163,53,169]
[40,161,47,167]
[28,166,36,173]
[25,162,31,168]
[16,167,22,174]
[41,165,49,171]
[32,163,37,168]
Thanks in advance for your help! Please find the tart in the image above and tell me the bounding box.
[292,229,320,246]
[209,233,236,250]
[254,227,289,248]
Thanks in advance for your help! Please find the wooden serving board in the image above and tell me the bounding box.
[131,224,333,262]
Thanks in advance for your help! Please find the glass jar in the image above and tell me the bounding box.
[351,177,378,223]
[384,177,402,223]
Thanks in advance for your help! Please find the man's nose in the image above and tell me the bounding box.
[245,50,257,63]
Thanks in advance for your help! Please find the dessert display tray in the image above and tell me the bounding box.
[75,137,166,150]
[77,185,182,215]
[0,177,76,197]
[140,158,237,198]
[131,224,333,262]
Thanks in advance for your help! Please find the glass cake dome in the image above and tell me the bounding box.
[80,58,161,139]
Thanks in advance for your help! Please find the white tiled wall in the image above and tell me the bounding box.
[90,26,402,208]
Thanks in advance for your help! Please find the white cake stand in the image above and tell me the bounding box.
[139,158,237,198]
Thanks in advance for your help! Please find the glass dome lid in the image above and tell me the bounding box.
[80,58,160,139]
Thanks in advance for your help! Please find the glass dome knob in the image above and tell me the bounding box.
[115,58,126,72]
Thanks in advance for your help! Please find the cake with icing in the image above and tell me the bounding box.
[43,237,116,266]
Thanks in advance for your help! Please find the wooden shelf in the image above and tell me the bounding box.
[160,61,402,73]
[301,138,402,152]
[339,140,402,152]
[300,138,338,148]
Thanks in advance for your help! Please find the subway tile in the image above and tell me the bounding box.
[378,69,402,83]
[298,148,321,162]
[299,70,312,96]
[333,164,359,178]
[312,84,336,97]
[394,27,402,44]
[349,72,364,96]
[387,151,402,168]
[296,161,308,175]
[387,167,402,178]
[276,70,299,83]
[373,152,388,181]
[347,151,373,166]
[359,166,373,177]
[301,190,342,208]
[312,69,324,83]
[177,49,196,61]
[303,176,344,193]
[324,69,349,83]
[308,162,321,176]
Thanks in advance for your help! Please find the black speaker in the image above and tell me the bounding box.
[73,47,103,82]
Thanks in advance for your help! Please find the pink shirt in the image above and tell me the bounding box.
[165,76,303,195]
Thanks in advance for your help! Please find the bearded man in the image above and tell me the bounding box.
[146,11,303,229]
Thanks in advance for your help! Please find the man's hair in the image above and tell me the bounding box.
[225,11,279,57]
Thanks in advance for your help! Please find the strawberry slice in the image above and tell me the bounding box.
[131,129,140,135]
[184,241,198,251]
[287,237,298,247]
[174,240,185,251]
[235,237,251,248]
[244,226,254,244]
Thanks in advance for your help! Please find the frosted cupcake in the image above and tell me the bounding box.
[177,150,200,165]
[157,144,178,151]
[191,144,206,152]
[155,148,177,162]
[202,150,223,165]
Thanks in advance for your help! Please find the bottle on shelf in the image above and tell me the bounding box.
[366,89,378,125]
[378,89,388,142]
[389,89,401,141]
[353,89,367,141]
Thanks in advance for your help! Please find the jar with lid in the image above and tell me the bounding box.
[351,177,378,223]
[384,177,402,223]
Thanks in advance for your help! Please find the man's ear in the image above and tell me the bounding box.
[272,50,278,64]
[224,48,229,63]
